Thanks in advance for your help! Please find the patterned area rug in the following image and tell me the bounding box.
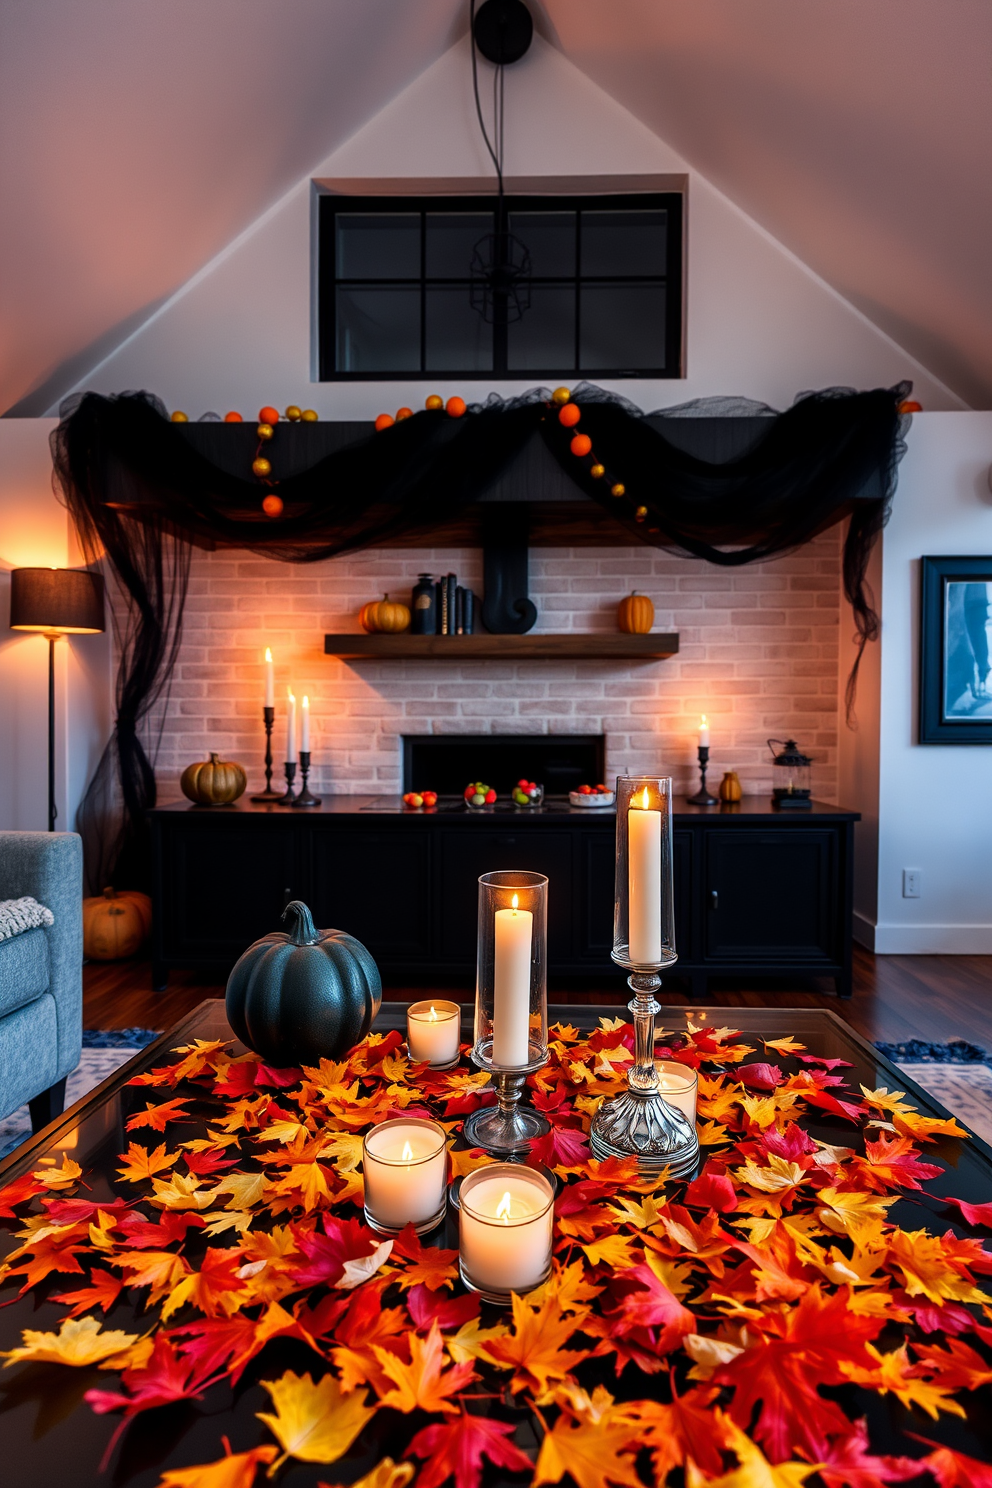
[0,1028,160,1162]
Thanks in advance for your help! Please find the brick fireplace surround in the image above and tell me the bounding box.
[148,527,842,803]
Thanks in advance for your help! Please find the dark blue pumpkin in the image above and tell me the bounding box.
[225,900,381,1064]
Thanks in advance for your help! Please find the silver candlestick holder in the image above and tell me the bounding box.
[251,705,282,802]
[292,751,321,807]
[463,870,550,1155]
[589,776,699,1177]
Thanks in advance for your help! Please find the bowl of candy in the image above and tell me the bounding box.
[511,778,544,809]
[568,783,615,808]
[464,781,497,810]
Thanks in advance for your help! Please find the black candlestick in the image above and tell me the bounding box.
[251,705,282,801]
[687,744,718,806]
[278,761,297,805]
[293,751,322,807]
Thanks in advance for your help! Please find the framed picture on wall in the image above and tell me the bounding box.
[920,556,992,743]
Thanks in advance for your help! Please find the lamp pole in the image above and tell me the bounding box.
[46,632,58,831]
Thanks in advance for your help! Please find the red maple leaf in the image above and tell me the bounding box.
[407,1283,480,1333]
[212,1060,261,1097]
[409,1409,533,1488]
[797,1054,853,1069]
[760,1124,819,1161]
[910,1434,992,1488]
[291,1212,384,1288]
[799,1086,864,1122]
[255,1063,300,1087]
[170,1314,261,1383]
[118,1210,205,1248]
[391,1224,460,1290]
[607,1264,695,1350]
[85,1332,223,1468]
[943,1194,992,1227]
[528,1125,590,1169]
[854,1132,943,1192]
[714,1286,884,1462]
[685,1164,737,1213]
[0,1173,45,1218]
[182,1147,240,1178]
[893,1295,975,1336]
[816,1418,920,1488]
[42,1195,130,1224]
[51,1267,123,1318]
[364,1030,405,1066]
[736,1062,784,1091]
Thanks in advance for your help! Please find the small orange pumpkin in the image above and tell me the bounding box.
[83,887,152,961]
[372,594,411,634]
[719,771,743,803]
[180,752,247,806]
[359,600,381,633]
[617,592,654,634]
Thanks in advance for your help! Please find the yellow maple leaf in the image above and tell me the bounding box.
[156,1444,278,1488]
[269,1161,330,1213]
[209,1172,270,1210]
[533,1411,642,1488]
[763,1036,806,1055]
[202,1210,256,1238]
[887,1228,991,1305]
[0,1315,138,1368]
[257,1370,375,1474]
[258,1119,309,1145]
[446,1315,509,1365]
[685,1414,817,1487]
[447,1145,497,1181]
[842,1342,967,1420]
[482,1290,591,1394]
[149,1171,216,1212]
[696,1120,732,1147]
[116,1142,179,1183]
[319,1131,366,1173]
[321,1460,415,1488]
[531,1259,604,1316]
[581,1234,639,1270]
[735,1154,806,1194]
[815,1187,897,1234]
[31,1154,82,1189]
[609,1193,667,1229]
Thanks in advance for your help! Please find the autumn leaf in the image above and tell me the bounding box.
[117,1142,180,1183]
[257,1370,375,1474]
[319,1459,415,1488]
[208,1171,271,1211]
[85,1332,221,1439]
[635,1385,724,1481]
[51,1266,123,1317]
[31,1153,83,1189]
[910,1434,992,1488]
[842,1342,967,1419]
[943,1194,992,1227]
[126,1098,193,1133]
[373,1320,476,1413]
[815,1418,922,1488]
[155,1440,278,1488]
[292,1212,388,1288]
[685,1165,738,1214]
[0,1315,138,1368]
[482,1290,591,1394]
[0,1172,45,1217]
[764,1037,806,1055]
[409,1410,534,1488]
[533,1412,642,1488]
[406,1282,480,1333]
[528,1125,591,1170]
[447,1146,497,1181]
[580,1233,639,1270]
[149,1171,217,1212]
[391,1223,460,1291]
[685,1414,818,1488]
[162,1246,247,1321]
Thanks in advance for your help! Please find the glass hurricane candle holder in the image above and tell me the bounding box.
[655,1061,698,1123]
[458,1163,554,1303]
[590,777,699,1177]
[362,1116,447,1235]
[463,870,550,1155]
[406,999,461,1069]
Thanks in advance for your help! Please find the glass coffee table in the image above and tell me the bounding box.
[1,1001,990,1486]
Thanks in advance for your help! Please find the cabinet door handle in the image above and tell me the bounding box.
[710,890,719,911]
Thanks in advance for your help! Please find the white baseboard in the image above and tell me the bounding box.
[862,922,992,955]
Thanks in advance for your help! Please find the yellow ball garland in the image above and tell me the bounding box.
[285,405,302,422]
[170,411,189,423]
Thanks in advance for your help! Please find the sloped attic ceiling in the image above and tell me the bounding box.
[1,0,989,416]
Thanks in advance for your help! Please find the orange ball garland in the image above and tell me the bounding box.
[898,399,923,413]
[224,411,243,423]
[396,407,413,421]
[446,396,466,418]
[170,411,188,423]
[611,483,625,498]
[256,422,274,441]
[262,494,284,518]
[375,414,395,431]
[425,394,444,411]
[558,402,581,428]
[570,433,592,457]
[258,406,280,426]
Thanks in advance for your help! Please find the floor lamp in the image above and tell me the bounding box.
[9,568,106,832]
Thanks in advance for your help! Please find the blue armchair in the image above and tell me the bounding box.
[0,832,83,1132]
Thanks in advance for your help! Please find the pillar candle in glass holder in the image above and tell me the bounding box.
[655,1060,697,1123]
[301,694,311,753]
[363,1117,447,1235]
[407,1000,460,1066]
[628,787,662,963]
[264,647,274,707]
[458,1164,554,1301]
[493,893,532,1066]
[286,690,297,762]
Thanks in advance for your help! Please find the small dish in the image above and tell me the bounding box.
[569,789,615,808]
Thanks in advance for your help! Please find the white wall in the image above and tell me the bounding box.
[0,419,111,833]
[840,412,992,952]
[59,36,963,418]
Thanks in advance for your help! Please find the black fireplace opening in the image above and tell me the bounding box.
[402,734,606,797]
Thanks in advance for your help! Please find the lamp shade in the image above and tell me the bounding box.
[9,568,105,634]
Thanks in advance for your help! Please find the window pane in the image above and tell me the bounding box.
[425,287,492,371]
[507,212,576,277]
[425,213,493,279]
[580,210,667,277]
[579,283,667,370]
[506,285,575,371]
[336,286,421,372]
[335,214,420,279]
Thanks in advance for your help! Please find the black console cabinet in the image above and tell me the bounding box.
[149,797,858,997]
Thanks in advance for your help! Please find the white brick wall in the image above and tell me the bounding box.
[146,529,842,801]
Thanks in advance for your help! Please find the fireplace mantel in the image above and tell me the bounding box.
[323,633,679,661]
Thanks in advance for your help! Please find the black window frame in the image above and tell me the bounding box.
[317,191,683,381]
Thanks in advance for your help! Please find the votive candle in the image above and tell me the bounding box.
[264,647,274,707]
[363,1117,447,1235]
[655,1060,697,1123]
[458,1164,554,1301]
[628,787,662,964]
[286,689,297,763]
[492,893,532,1066]
[407,1000,460,1067]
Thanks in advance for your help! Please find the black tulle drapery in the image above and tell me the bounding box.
[52,381,909,889]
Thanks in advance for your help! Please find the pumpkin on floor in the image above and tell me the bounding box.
[617,591,654,634]
[226,900,382,1064]
[83,887,152,961]
[180,752,247,806]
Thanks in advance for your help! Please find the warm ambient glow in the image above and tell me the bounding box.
[264,646,272,663]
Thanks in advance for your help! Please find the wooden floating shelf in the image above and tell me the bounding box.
[323,633,679,661]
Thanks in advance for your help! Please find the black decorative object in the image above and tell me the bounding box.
[481,502,537,634]
[251,706,281,802]
[225,899,382,1064]
[293,751,321,807]
[411,574,437,634]
[53,382,908,885]
[278,761,297,805]
[472,0,533,65]
[919,556,992,744]
[769,738,813,809]
[687,746,718,806]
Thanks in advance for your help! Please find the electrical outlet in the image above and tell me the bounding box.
[903,869,922,899]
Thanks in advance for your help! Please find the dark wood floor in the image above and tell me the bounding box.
[84,946,992,1049]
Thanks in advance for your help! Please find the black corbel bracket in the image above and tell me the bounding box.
[481,503,538,634]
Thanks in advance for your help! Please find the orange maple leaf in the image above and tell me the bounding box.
[156,1438,278,1488]
[533,1412,642,1488]
[391,1225,459,1292]
[373,1320,476,1413]
[126,1098,193,1133]
[51,1267,123,1318]
[482,1291,591,1395]
[117,1142,180,1183]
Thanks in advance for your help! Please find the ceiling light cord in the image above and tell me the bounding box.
[471,0,505,222]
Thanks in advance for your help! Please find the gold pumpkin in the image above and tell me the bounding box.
[719,771,743,803]
[372,594,411,634]
[359,600,380,634]
[83,887,152,961]
[617,591,654,634]
[180,751,247,806]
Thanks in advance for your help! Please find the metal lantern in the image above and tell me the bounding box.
[768,738,813,809]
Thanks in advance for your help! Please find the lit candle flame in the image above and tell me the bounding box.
[638,786,650,810]
[428,1005,437,1023]
[401,1141,414,1162]
[511,893,519,912]
[265,646,272,662]
[496,1191,512,1222]
[288,687,295,703]
[303,694,310,709]
[701,714,708,728]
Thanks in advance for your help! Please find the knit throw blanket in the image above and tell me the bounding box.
[0,897,54,941]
